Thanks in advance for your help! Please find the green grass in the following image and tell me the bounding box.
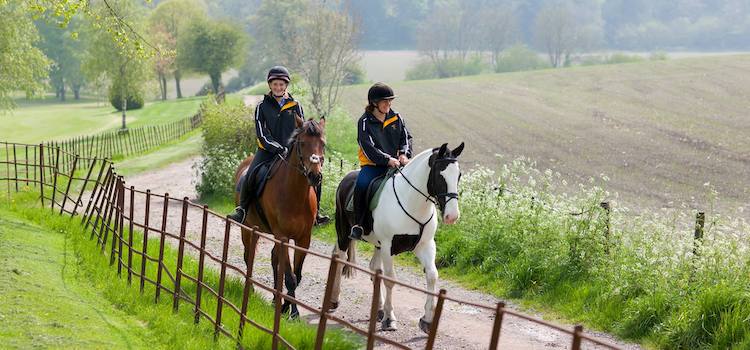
[115,129,203,177]
[1,95,204,144]
[1,190,361,349]
[0,201,154,348]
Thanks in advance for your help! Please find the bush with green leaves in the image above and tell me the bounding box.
[406,56,488,80]
[494,45,551,73]
[193,98,255,198]
[108,86,144,111]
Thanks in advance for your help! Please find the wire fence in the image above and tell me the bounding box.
[0,141,624,350]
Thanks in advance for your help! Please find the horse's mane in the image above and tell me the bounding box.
[288,119,324,146]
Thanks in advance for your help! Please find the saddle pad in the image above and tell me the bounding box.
[345,168,396,212]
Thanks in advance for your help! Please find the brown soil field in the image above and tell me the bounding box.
[341,55,750,219]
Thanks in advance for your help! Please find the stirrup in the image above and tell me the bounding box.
[228,206,246,223]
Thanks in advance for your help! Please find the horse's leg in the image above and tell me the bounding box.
[283,241,301,319]
[271,243,279,306]
[414,239,439,334]
[369,247,385,321]
[329,244,348,311]
[380,244,398,331]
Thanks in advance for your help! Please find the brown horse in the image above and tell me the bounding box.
[234,117,326,318]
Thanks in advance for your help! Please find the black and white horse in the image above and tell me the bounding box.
[330,142,464,333]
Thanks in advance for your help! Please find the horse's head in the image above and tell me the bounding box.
[427,142,464,224]
[289,116,326,186]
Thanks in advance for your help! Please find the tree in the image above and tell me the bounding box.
[415,0,481,77]
[478,5,519,72]
[249,0,308,71]
[150,24,175,101]
[533,3,577,68]
[177,19,245,95]
[296,0,359,116]
[149,0,205,98]
[35,17,86,101]
[0,1,49,110]
[83,0,150,129]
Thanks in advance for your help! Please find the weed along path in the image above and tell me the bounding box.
[122,156,641,350]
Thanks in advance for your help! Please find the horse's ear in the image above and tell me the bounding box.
[319,115,326,129]
[452,142,464,157]
[294,113,303,128]
[438,143,448,157]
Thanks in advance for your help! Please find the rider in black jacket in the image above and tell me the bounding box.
[350,82,412,240]
[228,66,330,225]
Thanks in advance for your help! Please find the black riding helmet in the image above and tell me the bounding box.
[267,66,291,83]
[367,82,396,105]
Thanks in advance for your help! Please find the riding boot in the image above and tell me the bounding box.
[349,187,367,241]
[228,179,254,223]
[314,182,330,226]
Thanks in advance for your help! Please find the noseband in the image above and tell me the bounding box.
[280,137,324,187]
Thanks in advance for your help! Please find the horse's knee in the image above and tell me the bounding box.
[426,267,438,285]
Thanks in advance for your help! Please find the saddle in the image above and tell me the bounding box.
[237,158,280,200]
[344,168,397,213]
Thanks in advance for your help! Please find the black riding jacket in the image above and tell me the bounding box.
[357,109,413,167]
[255,93,304,155]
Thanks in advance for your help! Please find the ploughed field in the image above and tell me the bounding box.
[341,55,750,218]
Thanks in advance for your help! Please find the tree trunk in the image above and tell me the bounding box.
[160,74,167,100]
[121,84,127,130]
[209,72,221,95]
[72,84,81,100]
[174,70,183,99]
[59,76,66,102]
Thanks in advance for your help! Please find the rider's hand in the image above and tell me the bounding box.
[387,158,400,168]
[398,154,409,166]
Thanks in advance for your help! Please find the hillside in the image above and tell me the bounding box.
[341,55,750,217]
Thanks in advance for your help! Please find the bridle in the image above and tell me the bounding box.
[392,155,460,235]
[279,135,325,187]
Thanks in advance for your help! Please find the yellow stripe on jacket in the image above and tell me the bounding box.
[358,147,375,167]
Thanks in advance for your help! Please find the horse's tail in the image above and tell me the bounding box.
[342,240,357,278]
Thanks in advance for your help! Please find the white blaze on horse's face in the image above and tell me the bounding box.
[441,162,461,224]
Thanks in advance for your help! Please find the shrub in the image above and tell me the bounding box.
[406,56,488,81]
[195,82,224,97]
[494,45,550,73]
[342,61,367,85]
[193,98,255,198]
[108,86,144,111]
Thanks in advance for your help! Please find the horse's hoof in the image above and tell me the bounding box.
[377,309,385,322]
[281,302,290,314]
[381,318,397,331]
[419,317,431,334]
[328,301,339,311]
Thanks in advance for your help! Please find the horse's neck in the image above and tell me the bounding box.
[277,143,309,196]
[392,152,434,217]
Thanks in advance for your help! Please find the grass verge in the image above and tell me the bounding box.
[1,190,361,349]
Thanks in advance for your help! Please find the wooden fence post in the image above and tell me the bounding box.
[140,189,151,293]
[314,253,339,350]
[571,325,583,350]
[194,205,209,324]
[215,219,232,339]
[693,212,705,256]
[59,155,78,215]
[489,302,505,349]
[173,198,189,312]
[600,201,611,254]
[271,241,288,350]
[155,193,170,303]
[425,289,447,349]
[39,144,45,206]
[366,269,383,350]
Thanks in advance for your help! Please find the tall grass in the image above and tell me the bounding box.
[433,157,750,348]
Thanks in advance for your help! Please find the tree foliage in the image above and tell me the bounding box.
[176,18,245,94]
[0,1,50,110]
[149,0,205,98]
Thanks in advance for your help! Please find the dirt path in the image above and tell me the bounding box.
[121,156,641,350]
